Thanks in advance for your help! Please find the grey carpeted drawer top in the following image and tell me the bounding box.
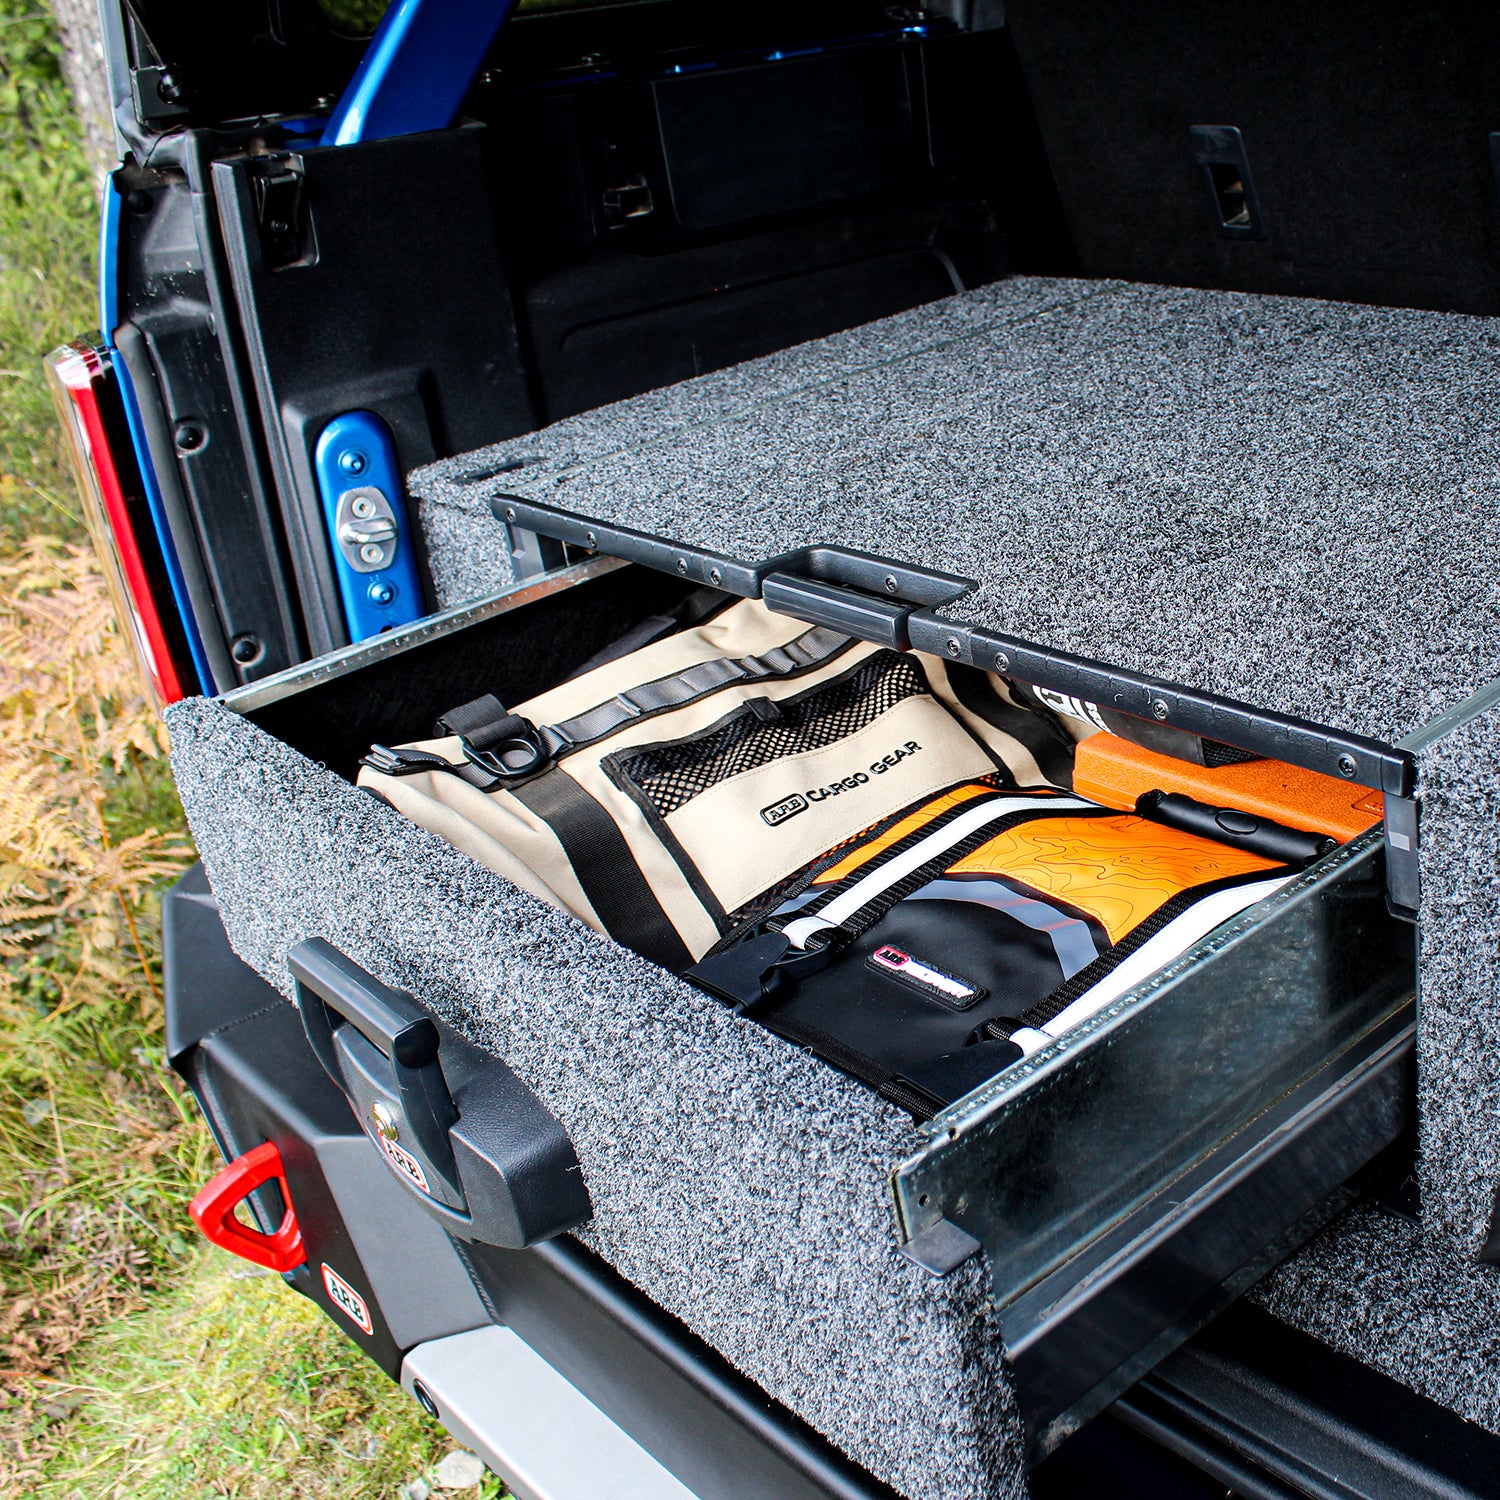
[415,275,1500,749]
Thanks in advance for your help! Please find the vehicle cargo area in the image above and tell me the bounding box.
[95,1,1500,1497]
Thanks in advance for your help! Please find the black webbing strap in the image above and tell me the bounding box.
[361,741,504,790]
[409,625,854,793]
[426,694,548,786]
[548,624,851,751]
[509,769,693,972]
[435,693,529,750]
[758,1012,944,1120]
[782,792,1010,927]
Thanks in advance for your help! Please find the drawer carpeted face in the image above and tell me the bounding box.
[165,691,1028,1500]
[1254,1201,1500,1436]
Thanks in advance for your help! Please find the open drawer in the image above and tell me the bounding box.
[174,546,1416,1476]
[893,833,1412,1451]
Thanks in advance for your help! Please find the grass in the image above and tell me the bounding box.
[29,1253,502,1500]
[0,7,486,1495]
[0,3,96,548]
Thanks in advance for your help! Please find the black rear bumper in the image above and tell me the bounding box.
[165,864,1499,1500]
[165,863,905,1500]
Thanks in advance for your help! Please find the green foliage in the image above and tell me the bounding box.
[0,539,207,1492]
[316,0,393,35]
[0,0,97,545]
[28,1252,497,1499]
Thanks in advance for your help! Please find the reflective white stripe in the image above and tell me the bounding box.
[779,794,1090,950]
[1010,1026,1053,1056]
[1040,875,1293,1038]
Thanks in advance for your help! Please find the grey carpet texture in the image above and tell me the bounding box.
[1254,1202,1500,1434]
[1408,703,1500,1253]
[165,694,1025,1500]
[414,274,1500,746]
[413,275,1500,1259]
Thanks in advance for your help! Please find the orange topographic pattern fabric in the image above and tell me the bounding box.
[947,814,1281,943]
[814,782,1014,884]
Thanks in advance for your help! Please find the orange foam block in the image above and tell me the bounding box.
[1073,733,1384,843]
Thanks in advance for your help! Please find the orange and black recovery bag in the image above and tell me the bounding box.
[689,783,1307,1115]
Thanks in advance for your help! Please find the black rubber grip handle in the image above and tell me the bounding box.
[761,572,914,650]
[289,937,439,1067]
[1136,790,1339,867]
[289,938,463,1200]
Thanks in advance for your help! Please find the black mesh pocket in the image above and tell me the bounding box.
[612,652,927,818]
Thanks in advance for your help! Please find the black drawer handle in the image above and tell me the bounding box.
[290,937,440,1067]
[286,938,591,1248]
[290,938,461,1197]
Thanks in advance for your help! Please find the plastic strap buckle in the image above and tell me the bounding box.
[685,922,846,1016]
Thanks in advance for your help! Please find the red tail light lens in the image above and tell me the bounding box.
[45,340,192,707]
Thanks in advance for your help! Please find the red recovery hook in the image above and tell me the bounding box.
[189,1140,306,1273]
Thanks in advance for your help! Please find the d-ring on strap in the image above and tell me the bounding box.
[435,693,533,751]
[432,694,552,782]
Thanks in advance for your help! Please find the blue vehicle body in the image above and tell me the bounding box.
[321,0,517,146]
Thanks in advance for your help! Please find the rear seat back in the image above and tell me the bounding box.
[1004,0,1500,313]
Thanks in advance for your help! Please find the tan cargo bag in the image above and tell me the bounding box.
[359,596,1080,968]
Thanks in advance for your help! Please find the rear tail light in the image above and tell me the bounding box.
[45,339,195,707]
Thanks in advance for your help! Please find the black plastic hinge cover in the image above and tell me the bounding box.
[248,156,314,272]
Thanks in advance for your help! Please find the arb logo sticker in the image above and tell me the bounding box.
[869,944,983,1009]
[760,792,808,827]
[379,1134,431,1195]
[321,1263,373,1335]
